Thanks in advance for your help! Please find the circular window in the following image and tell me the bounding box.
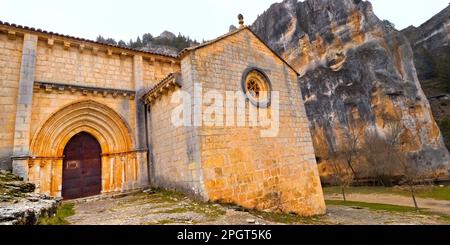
[242,68,272,108]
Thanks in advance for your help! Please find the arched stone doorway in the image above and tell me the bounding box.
[62,132,102,200]
[28,100,149,198]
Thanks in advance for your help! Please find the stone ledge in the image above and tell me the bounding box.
[143,73,182,104]
[33,81,136,99]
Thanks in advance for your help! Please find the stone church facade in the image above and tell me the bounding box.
[0,19,325,216]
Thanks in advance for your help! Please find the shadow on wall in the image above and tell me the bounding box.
[0,156,12,171]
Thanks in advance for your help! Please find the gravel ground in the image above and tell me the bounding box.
[66,191,448,225]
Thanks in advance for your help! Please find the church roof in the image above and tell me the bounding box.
[0,20,299,75]
[0,20,178,59]
[178,26,299,76]
[142,73,182,104]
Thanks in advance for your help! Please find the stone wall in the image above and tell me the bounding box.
[143,59,178,90]
[176,29,325,216]
[0,34,22,170]
[30,91,136,142]
[35,40,134,90]
[0,25,180,197]
[148,79,204,197]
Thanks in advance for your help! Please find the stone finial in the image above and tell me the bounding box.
[238,14,244,28]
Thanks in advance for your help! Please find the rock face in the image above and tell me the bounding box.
[140,43,178,57]
[158,30,177,40]
[0,170,59,225]
[252,0,450,177]
[402,5,450,81]
[401,5,450,160]
[139,31,180,56]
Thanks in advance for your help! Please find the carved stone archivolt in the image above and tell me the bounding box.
[27,100,143,197]
[31,100,134,157]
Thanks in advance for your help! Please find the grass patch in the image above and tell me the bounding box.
[156,207,190,214]
[143,188,226,221]
[248,209,326,224]
[326,200,422,213]
[326,200,450,224]
[217,203,326,224]
[191,203,226,219]
[38,203,75,225]
[143,188,187,204]
[152,219,176,225]
[436,214,450,223]
[323,186,450,201]
[153,202,225,219]
[144,218,199,225]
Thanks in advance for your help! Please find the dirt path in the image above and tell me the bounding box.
[326,193,450,215]
[66,191,448,225]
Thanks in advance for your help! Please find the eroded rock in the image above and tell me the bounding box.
[0,170,59,225]
[252,0,450,178]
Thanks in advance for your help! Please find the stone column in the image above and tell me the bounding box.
[51,159,63,197]
[133,55,149,187]
[101,155,110,193]
[136,151,148,188]
[12,34,38,179]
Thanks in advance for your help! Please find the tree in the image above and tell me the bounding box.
[96,35,106,43]
[383,120,423,209]
[142,33,153,45]
[135,37,143,48]
[339,126,363,179]
[104,38,117,45]
[329,151,354,201]
[128,39,134,48]
[362,130,392,186]
[118,40,127,47]
[398,154,423,210]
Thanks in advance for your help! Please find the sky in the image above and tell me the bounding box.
[0,0,448,42]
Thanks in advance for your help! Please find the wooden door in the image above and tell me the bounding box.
[62,132,102,199]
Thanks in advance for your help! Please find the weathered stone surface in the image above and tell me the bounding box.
[0,194,59,225]
[0,20,181,198]
[138,31,180,56]
[147,28,326,216]
[0,170,59,225]
[402,5,450,81]
[252,0,450,177]
[66,190,448,225]
[0,33,23,171]
[401,5,450,167]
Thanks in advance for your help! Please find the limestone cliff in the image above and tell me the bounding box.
[252,0,450,177]
[402,5,450,82]
[401,4,450,160]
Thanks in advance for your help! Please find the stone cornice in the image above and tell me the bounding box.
[34,81,136,99]
[143,73,182,104]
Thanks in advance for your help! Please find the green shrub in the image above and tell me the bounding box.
[38,203,75,225]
